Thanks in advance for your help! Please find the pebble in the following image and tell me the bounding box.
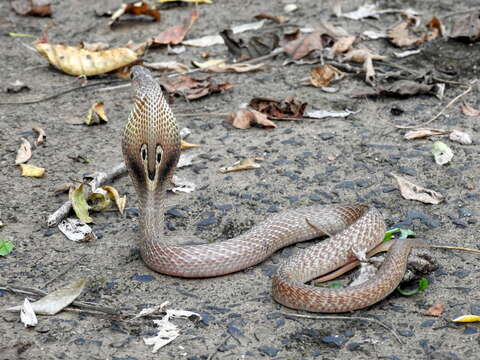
[131,274,155,282]
[166,208,187,218]
[355,179,371,188]
[347,343,361,351]
[227,326,244,337]
[205,305,230,314]
[399,167,417,176]
[321,336,347,347]
[260,264,277,278]
[219,344,236,352]
[258,346,279,357]
[420,320,436,328]
[319,133,335,140]
[464,326,477,334]
[44,228,57,237]
[382,185,397,193]
[458,208,473,217]
[267,205,279,213]
[197,217,217,227]
[308,193,322,201]
[398,329,415,337]
[470,304,480,315]
[125,207,139,218]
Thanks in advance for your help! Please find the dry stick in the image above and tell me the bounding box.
[0,284,119,315]
[47,162,126,227]
[394,80,476,129]
[43,254,88,287]
[281,312,403,345]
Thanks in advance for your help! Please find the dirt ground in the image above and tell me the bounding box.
[1,0,480,359]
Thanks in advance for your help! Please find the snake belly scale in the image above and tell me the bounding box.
[122,66,423,313]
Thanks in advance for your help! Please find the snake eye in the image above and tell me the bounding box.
[141,145,147,161]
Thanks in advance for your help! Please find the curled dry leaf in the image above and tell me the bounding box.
[329,36,356,57]
[144,61,190,73]
[394,49,421,58]
[309,65,344,88]
[20,298,38,327]
[69,184,93,223]
[15,138,32,165]
[103,185,127,215]
[449,130,472,145]
[391,173,444,204]
[284,31,327,60]
[109,1,160,26]
[250,96,307,119]
[220,30,279,60]
[203,63,265,73]
[58,218,97,242]
[158,75,233,100]
[450,12,480,42]
[78,41,109,52]
[425,302,445,317]
[153,9,198,45]
[34,41,138,76]
[226,109,276,129]
[20,164,45,177]
[32,127,46,145]
[171,175,196,193]
[341,3,380,20]
[461,103,480,117]
[11,0,52,17]
[126,38,153,56]
[343,48,385,85]
[254,13,288,24]
[425,17,445,41]
[452,315,480,323]
[219,157,263,173]
[88,187,111,212]
[388,18,421,47]
[86,102,108,125]
[5,80,30,93]
[432,141,453,165]
[404,128,447,140]
[192,59,225,68]
[180,139,200,149]
[7,280,87,315]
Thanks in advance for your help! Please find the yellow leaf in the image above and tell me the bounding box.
[452,315,480,323]
[102,186,127,215]
[219,158,263,173]
[69,184,93,223]
[181,139,200,149]
[86,102,108,125]
[87,189,111,212]
[20,164,45,177]
[192,59,225,68]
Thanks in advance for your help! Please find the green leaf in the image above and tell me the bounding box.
[69,184,93,223]
[397,277,429,296]
[6,32,36,38]
[0,240,14,256]
[398,229,415,239]
[383,228,416,242]
[328,282,342,289]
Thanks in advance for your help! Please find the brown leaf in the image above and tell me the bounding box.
[220,30,279,60]
[388,18,421,47]
[450,12,480,42]
[425,17,445,41]
[11,0,52,17]
[309,65,344,87]
[284,31,328,60]
[425,302,445,317]
[355,80,436,98]
[109,1,160,26]
[219,158,264,173]
[158,75,233,100]
[34,41,138,76]
[249,96,307,119]
[200,63,265,73]
[144,61,190,73]
[404,128,447,140]
[15,138,32,165]
[85,102,108,125]
[125,38,153,56]
[226,109,277,129]
[461,103,480,117]
[254,13,288,24]
[153,10,198,45]
[329,36,356,56]
[391,173,444,204]
[449,129,472,145]
[32,127,46,146]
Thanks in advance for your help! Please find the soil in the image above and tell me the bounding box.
[1,1,480,359]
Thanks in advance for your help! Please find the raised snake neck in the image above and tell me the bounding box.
[122,65,425,313]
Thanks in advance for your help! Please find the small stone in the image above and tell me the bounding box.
[197,312,215,326]
[399,167,417,176]
[382,185,397,193]
[125,207,139,218]
[420,320,436,328]
[227,326,244,337]
[347,343,361,351]
[355,179,371,188]
[260,264,277,278]
[308,193,322,201]
[319,133,335,140]
[258,346,279,357]
[470,304,480,315]
[131,274,155,282]
[321,336,347,347]
[398,329,414,337]
[463,326,477,335]
[459,208,473,217]
[197,217,217,227]
[267,205,279,213]
[166,208,187,218]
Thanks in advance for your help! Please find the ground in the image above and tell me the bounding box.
[1,0,480,359]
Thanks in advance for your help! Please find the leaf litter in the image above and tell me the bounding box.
[391,173,444,204]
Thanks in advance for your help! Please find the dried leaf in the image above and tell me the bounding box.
[171,175,196,193]
[452,315,480,323]
[125,38,153,56]
[342,3,379,20]
[78,41,109,52]
[20,299,38,327]
[219,157,263,173]
[388,18,421,47]
[33,127,46,146]
[58,218,97,242]
[425,302,445,317]
[202,63,265,73]
[394,49,421,58]
[102,185,127,215]
[144,61,190,73]
[180,139,200,149]
[7,280,87,315]
[425,17,445,41]
[69,184,93,223]
[362,30,387,39]
[449,130,472,145]
[254,13,288,24]
[461,103,480,117]
[192,58,225,68]
[34,41,138,76]
[329,36,356,56]
[153,9,198,45]
[432,141,453,165]
[11,0,52,17]
[87,188,111,212]
[15,138,32,165]
[226,109,276,129]
[86,102,108,125]
[309,65,344,87]
[391,173,444,204]
[177,153,197,168]
[158,75,232,100]
[220,30,279,60]
[20,164,45,177]
[109,1,160,26]
[404,128,447,140]
[304,108,357,119]
[284,31,326,60]
[450,12,480,42]
[5,80,30,93]
[343,48,385,85]
[250,96,307,119]
[355,80,436,98]
[284,4,297,13]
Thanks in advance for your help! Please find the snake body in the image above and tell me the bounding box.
[122,66,423,313]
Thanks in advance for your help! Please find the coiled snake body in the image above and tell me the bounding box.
[122,66,424,313]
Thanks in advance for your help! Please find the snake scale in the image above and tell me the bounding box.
[122,65,425,313]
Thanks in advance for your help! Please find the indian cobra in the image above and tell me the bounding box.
[122,65,426,313]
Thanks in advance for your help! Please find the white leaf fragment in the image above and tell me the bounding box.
[431,141,453,165]
[342,4,379,20]
[394,49,421,58]
[58,218,97,242]
[7,280,87,315]
[134,301,170,319]
[177,153,197,168]
[171,176,196,193]
[362,30,387,39]
[305,108,358,119]
[449,130,472,145]
[391,173,444,204]
[179,127,191,139]
[20,298,38,327]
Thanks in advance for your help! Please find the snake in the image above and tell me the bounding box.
[121,65,426,313]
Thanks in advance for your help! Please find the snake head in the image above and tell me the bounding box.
[122,66,181,193]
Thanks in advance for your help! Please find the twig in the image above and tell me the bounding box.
[394,80,476,129]
[47,162,127,227]
[0,284,119,315]
[281,312,403,345]
[43,254,88,287]
[176,112,230,118]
